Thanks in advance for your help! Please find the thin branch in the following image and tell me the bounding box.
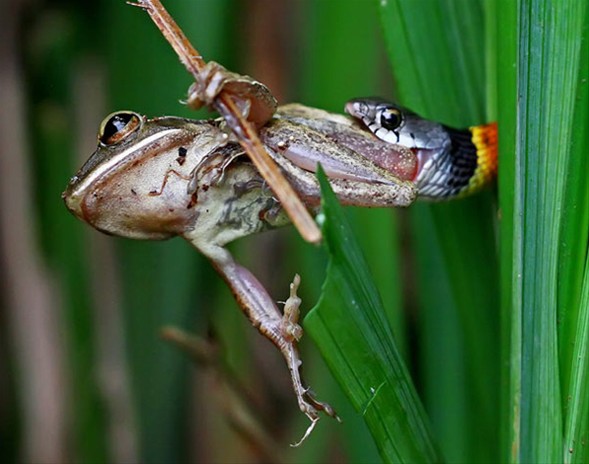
[131,0,322,244]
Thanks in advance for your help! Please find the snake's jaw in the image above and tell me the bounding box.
[345,97,498,200]
[345,98,387,129]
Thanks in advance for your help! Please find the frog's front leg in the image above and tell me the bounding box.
[189,239,339,445]
[186,61,278,129]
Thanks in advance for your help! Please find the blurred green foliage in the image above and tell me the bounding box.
[3,0,586,462]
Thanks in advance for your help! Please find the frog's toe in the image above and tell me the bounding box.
[185,61,277,128]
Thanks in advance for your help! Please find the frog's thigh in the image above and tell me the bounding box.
[277,162,417,207]
[331,177,417,207]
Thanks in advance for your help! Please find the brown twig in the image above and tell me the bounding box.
[130,0,322,244]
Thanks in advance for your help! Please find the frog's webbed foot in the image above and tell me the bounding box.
[230,179,286,226]
[186,61,278,128]
[279,275,341,447]
[187,142,246,196]
[234,178,266,196]
[281,274,303,342]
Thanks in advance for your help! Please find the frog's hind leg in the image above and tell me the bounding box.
[187,239,340,445]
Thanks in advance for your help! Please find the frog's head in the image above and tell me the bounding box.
[63,111,218,240]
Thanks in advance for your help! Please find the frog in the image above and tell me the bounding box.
[63,62,497,444]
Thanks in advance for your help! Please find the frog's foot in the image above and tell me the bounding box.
[281,274,304,342]
[186,141,244,196]
[189,247,339,446]
[260,200,285,226]
[206,150,246,187]
[234,178,266,197]
[229,178,285,226]
[279,275,341,447]
[186,61,278,128]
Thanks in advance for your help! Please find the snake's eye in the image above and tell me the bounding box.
[99,111,142,146]
[379,107,403,131]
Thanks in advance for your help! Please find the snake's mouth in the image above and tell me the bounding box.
[344,100,364,120]
[344,98,386,121]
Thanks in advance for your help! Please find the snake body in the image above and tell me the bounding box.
[345,98,497,200]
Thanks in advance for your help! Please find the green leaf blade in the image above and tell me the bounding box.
[305,169,440,463]
[378,0,500,461]
[496,0,520,460]
[500,0,588,461]
[560,5,589,464]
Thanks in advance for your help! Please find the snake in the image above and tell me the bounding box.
[345,98,497,200]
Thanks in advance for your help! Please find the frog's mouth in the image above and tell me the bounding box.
[62,181,84,220]
[63,182,186,241]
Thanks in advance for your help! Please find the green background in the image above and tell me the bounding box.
[1,0,586,462]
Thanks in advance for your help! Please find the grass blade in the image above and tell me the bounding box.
[561,7,589,463]
[559,3,589,407]
[501,0,587,461]
[496,0,520,459]
[378,1,500,460]
[563,253,589,463]
[305,169,440,463]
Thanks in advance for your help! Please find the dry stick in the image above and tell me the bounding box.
[132,0,322,244]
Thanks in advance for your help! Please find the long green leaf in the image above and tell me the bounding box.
[502,0,587,461]
[496,0,520,460]
[563,253,589,464]
[305,169,440,463]
[409,203,469,462]
[378,1,500,461]
[561,6,589,464]
[559,3,589,408]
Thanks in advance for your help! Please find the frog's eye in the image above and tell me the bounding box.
[379,107,403,131]
[99,111,142,146]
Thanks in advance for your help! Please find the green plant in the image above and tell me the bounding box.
[14,0,587,462]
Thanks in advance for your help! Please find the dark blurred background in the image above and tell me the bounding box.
[0,1,399,462]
